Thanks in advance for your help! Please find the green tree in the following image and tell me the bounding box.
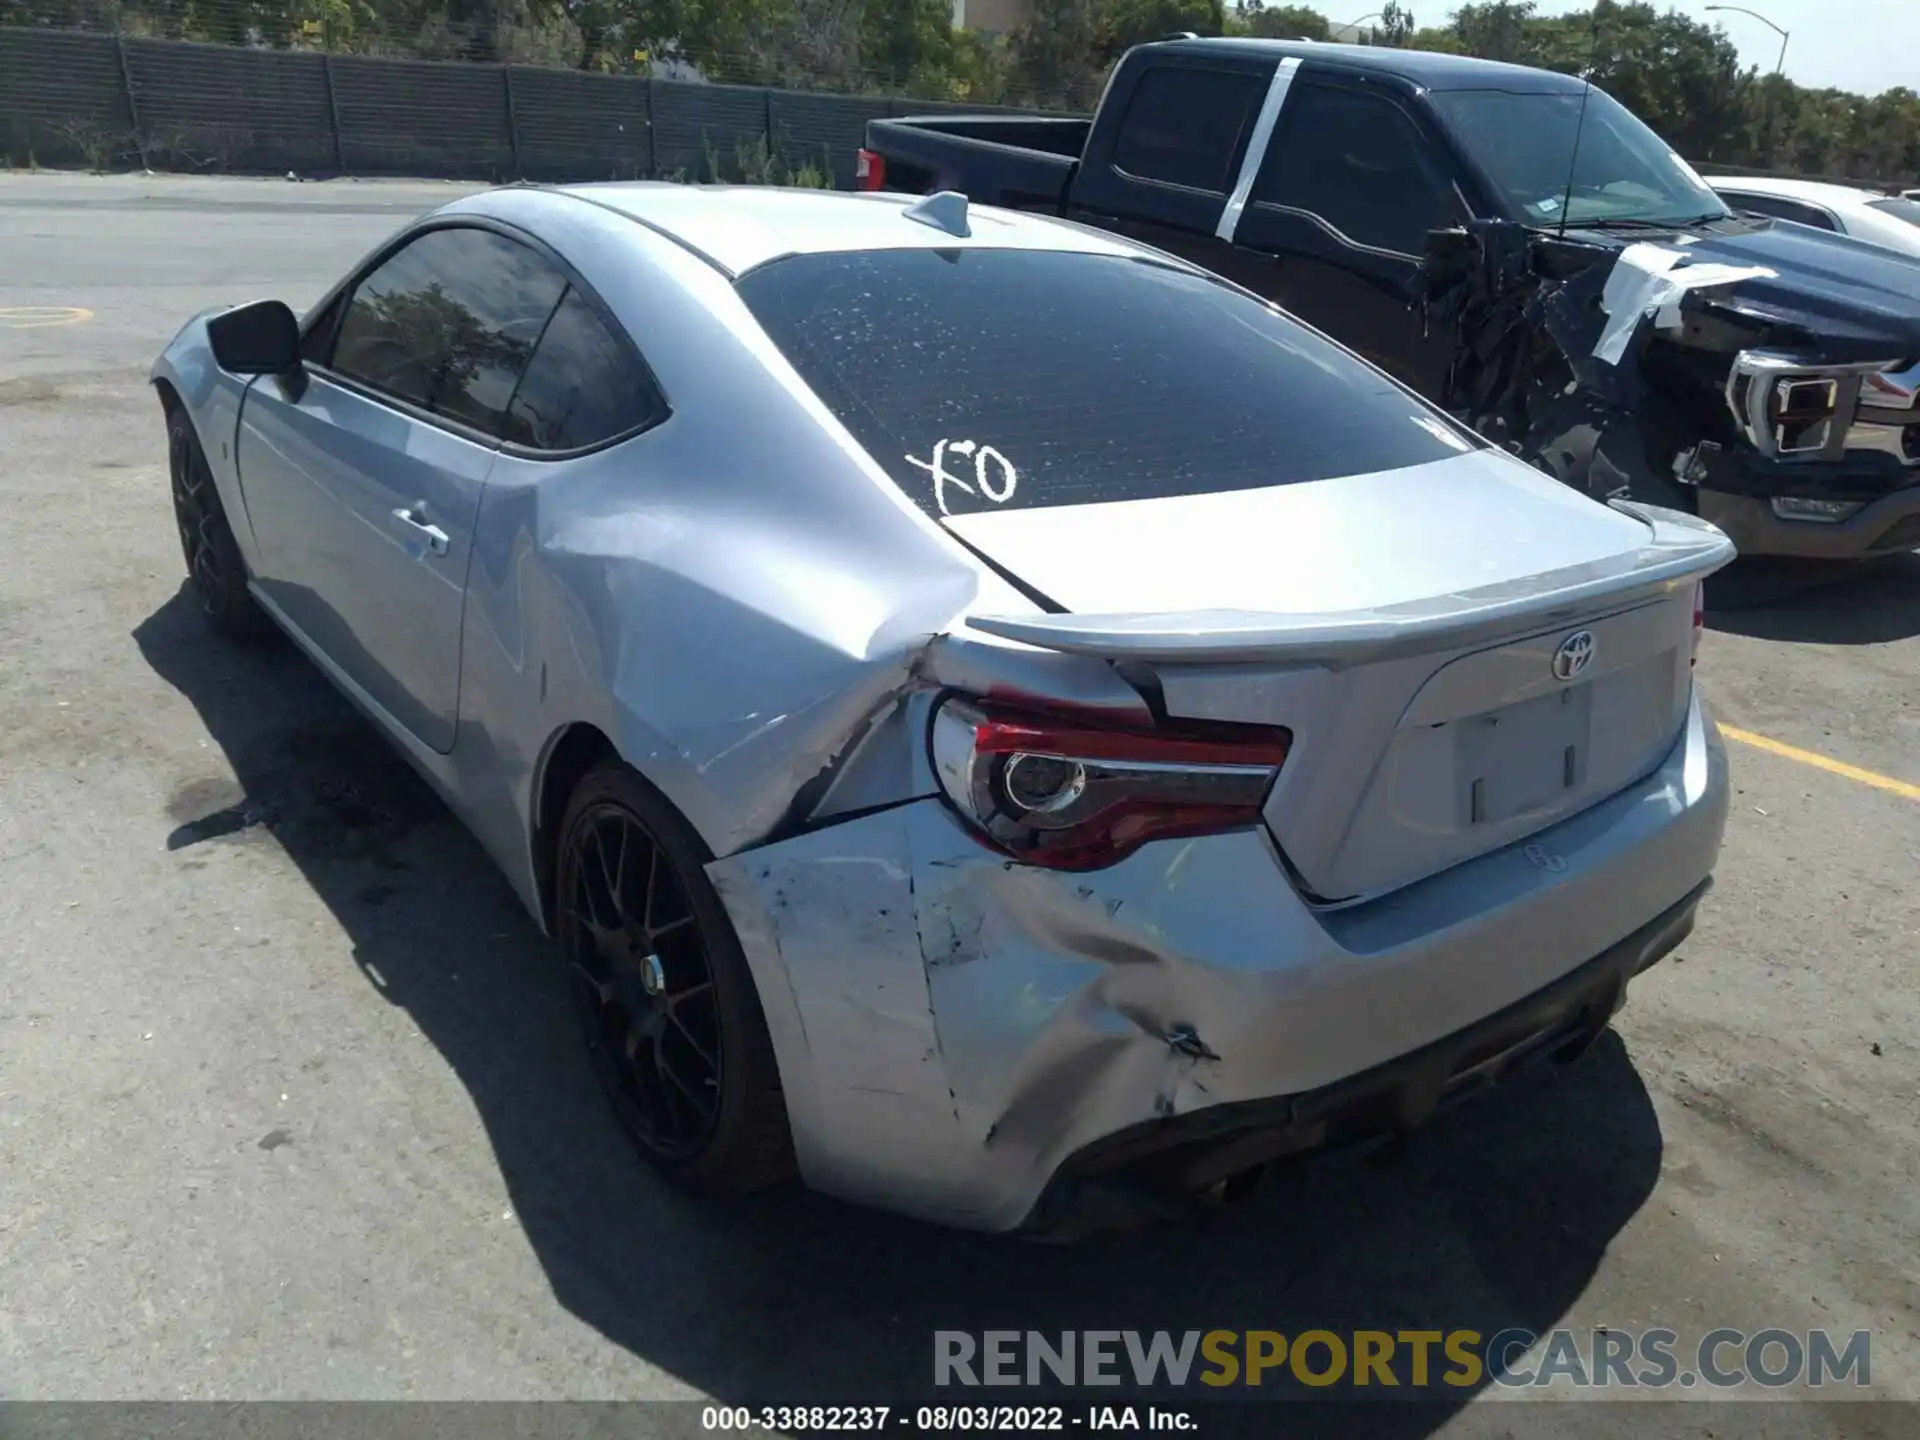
[1580,2,1747,162]
[1006,0,1104,108]
[1446,1,1540,64]
[1406,24,1465,53]
[552,0,681,71]
[863,0,965,90]
[1233,2,1329,40]
[1371,1,1415,46]
[1102,0,1225,56]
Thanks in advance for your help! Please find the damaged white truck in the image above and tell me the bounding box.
[154,182,1734,1236]
[863,36,1920,561]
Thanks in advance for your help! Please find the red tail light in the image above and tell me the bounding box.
[1691,582,1705,667]
[855,148,886,192]
[929,699,1291,871]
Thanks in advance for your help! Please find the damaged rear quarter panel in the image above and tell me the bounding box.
[431,188,1072,914]
[706,800,1320,1232]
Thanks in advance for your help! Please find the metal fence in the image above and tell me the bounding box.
[0,26,1049,187]
[8,26,1890,195]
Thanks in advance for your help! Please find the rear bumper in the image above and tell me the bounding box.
[1697,486,1920,558]
[707,691,1729,1234]
[1021,878,1705,1238]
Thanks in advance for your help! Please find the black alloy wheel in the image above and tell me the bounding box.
[563,799,725,1157]
[554,762,792,1191]
[166,405,269,637]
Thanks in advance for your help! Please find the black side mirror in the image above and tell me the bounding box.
[207,299,302,376]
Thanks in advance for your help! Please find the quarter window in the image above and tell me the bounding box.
[1252,83,1454,253]
[503,288,663,452]
[330,227,566,434]
[1112,66,1267,193]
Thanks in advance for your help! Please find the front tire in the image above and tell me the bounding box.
[555,761,794,1195]
[166,404,270,638]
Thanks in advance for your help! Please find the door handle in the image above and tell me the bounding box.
[391,506,450,558]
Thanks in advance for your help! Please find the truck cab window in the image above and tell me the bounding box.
[1112,66,1266,194]
[1252,83,1453,254]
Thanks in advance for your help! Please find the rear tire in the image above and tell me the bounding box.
[166,405,270,638]
[554,761,794,1195]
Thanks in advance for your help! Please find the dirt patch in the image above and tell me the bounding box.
[0,376,61,407]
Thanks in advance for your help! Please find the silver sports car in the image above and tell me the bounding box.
[153,183,1735,1235]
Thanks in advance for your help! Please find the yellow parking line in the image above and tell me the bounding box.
[1721,725,1920,802]
[0,305,93,329]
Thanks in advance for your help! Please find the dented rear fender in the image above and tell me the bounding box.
[703,689,1726,1233]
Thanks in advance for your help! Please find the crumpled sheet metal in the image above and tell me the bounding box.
[1420,222,1756,501]
[1415,220,1918,509]
[706,800,1313,1232]
[506,402,1149,865]
[703,696,1723,1233]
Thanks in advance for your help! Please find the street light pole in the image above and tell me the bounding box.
[1705,5,1791,169]
[1343,11,1383,43]
[1705,1,1791,70]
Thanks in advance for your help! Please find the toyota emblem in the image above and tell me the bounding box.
[1551,630,1596,682]
[1524,842,1567,873]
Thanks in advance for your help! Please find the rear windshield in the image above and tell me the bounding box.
[732,247,1476,520]
[1867,197,1920,230]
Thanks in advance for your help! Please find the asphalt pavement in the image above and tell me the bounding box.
[1,173,1917,1432]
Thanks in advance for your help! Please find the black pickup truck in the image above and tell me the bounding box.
[861,37,1920,560]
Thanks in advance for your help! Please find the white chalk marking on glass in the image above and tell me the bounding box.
[904,438,1018,515]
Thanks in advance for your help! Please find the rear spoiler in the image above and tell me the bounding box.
[964,501,1735,666]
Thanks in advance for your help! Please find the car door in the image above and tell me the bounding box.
[1226,73,1470,399]
[1063,57,1276,289]
[235,224,567,754]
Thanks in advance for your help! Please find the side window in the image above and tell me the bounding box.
[1112,66,1267,193]
[1727,193,1838,231]
[503,288,664,452]
[1251,82,1455,254]
[329,227,567,434]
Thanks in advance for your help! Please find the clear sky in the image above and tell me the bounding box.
[1304,2,1917,97]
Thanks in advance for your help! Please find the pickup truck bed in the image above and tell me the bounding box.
[863,116,1088,211]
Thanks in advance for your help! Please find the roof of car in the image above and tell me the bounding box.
[541,182,1153,277]
[1705,175,1887,208]
[1140,36,1588,93]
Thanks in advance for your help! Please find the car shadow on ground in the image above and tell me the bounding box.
[135,585,1667,1433]
[1706,551,1920,643]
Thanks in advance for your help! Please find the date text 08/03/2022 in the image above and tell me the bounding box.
[701,1406,1194,1433]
